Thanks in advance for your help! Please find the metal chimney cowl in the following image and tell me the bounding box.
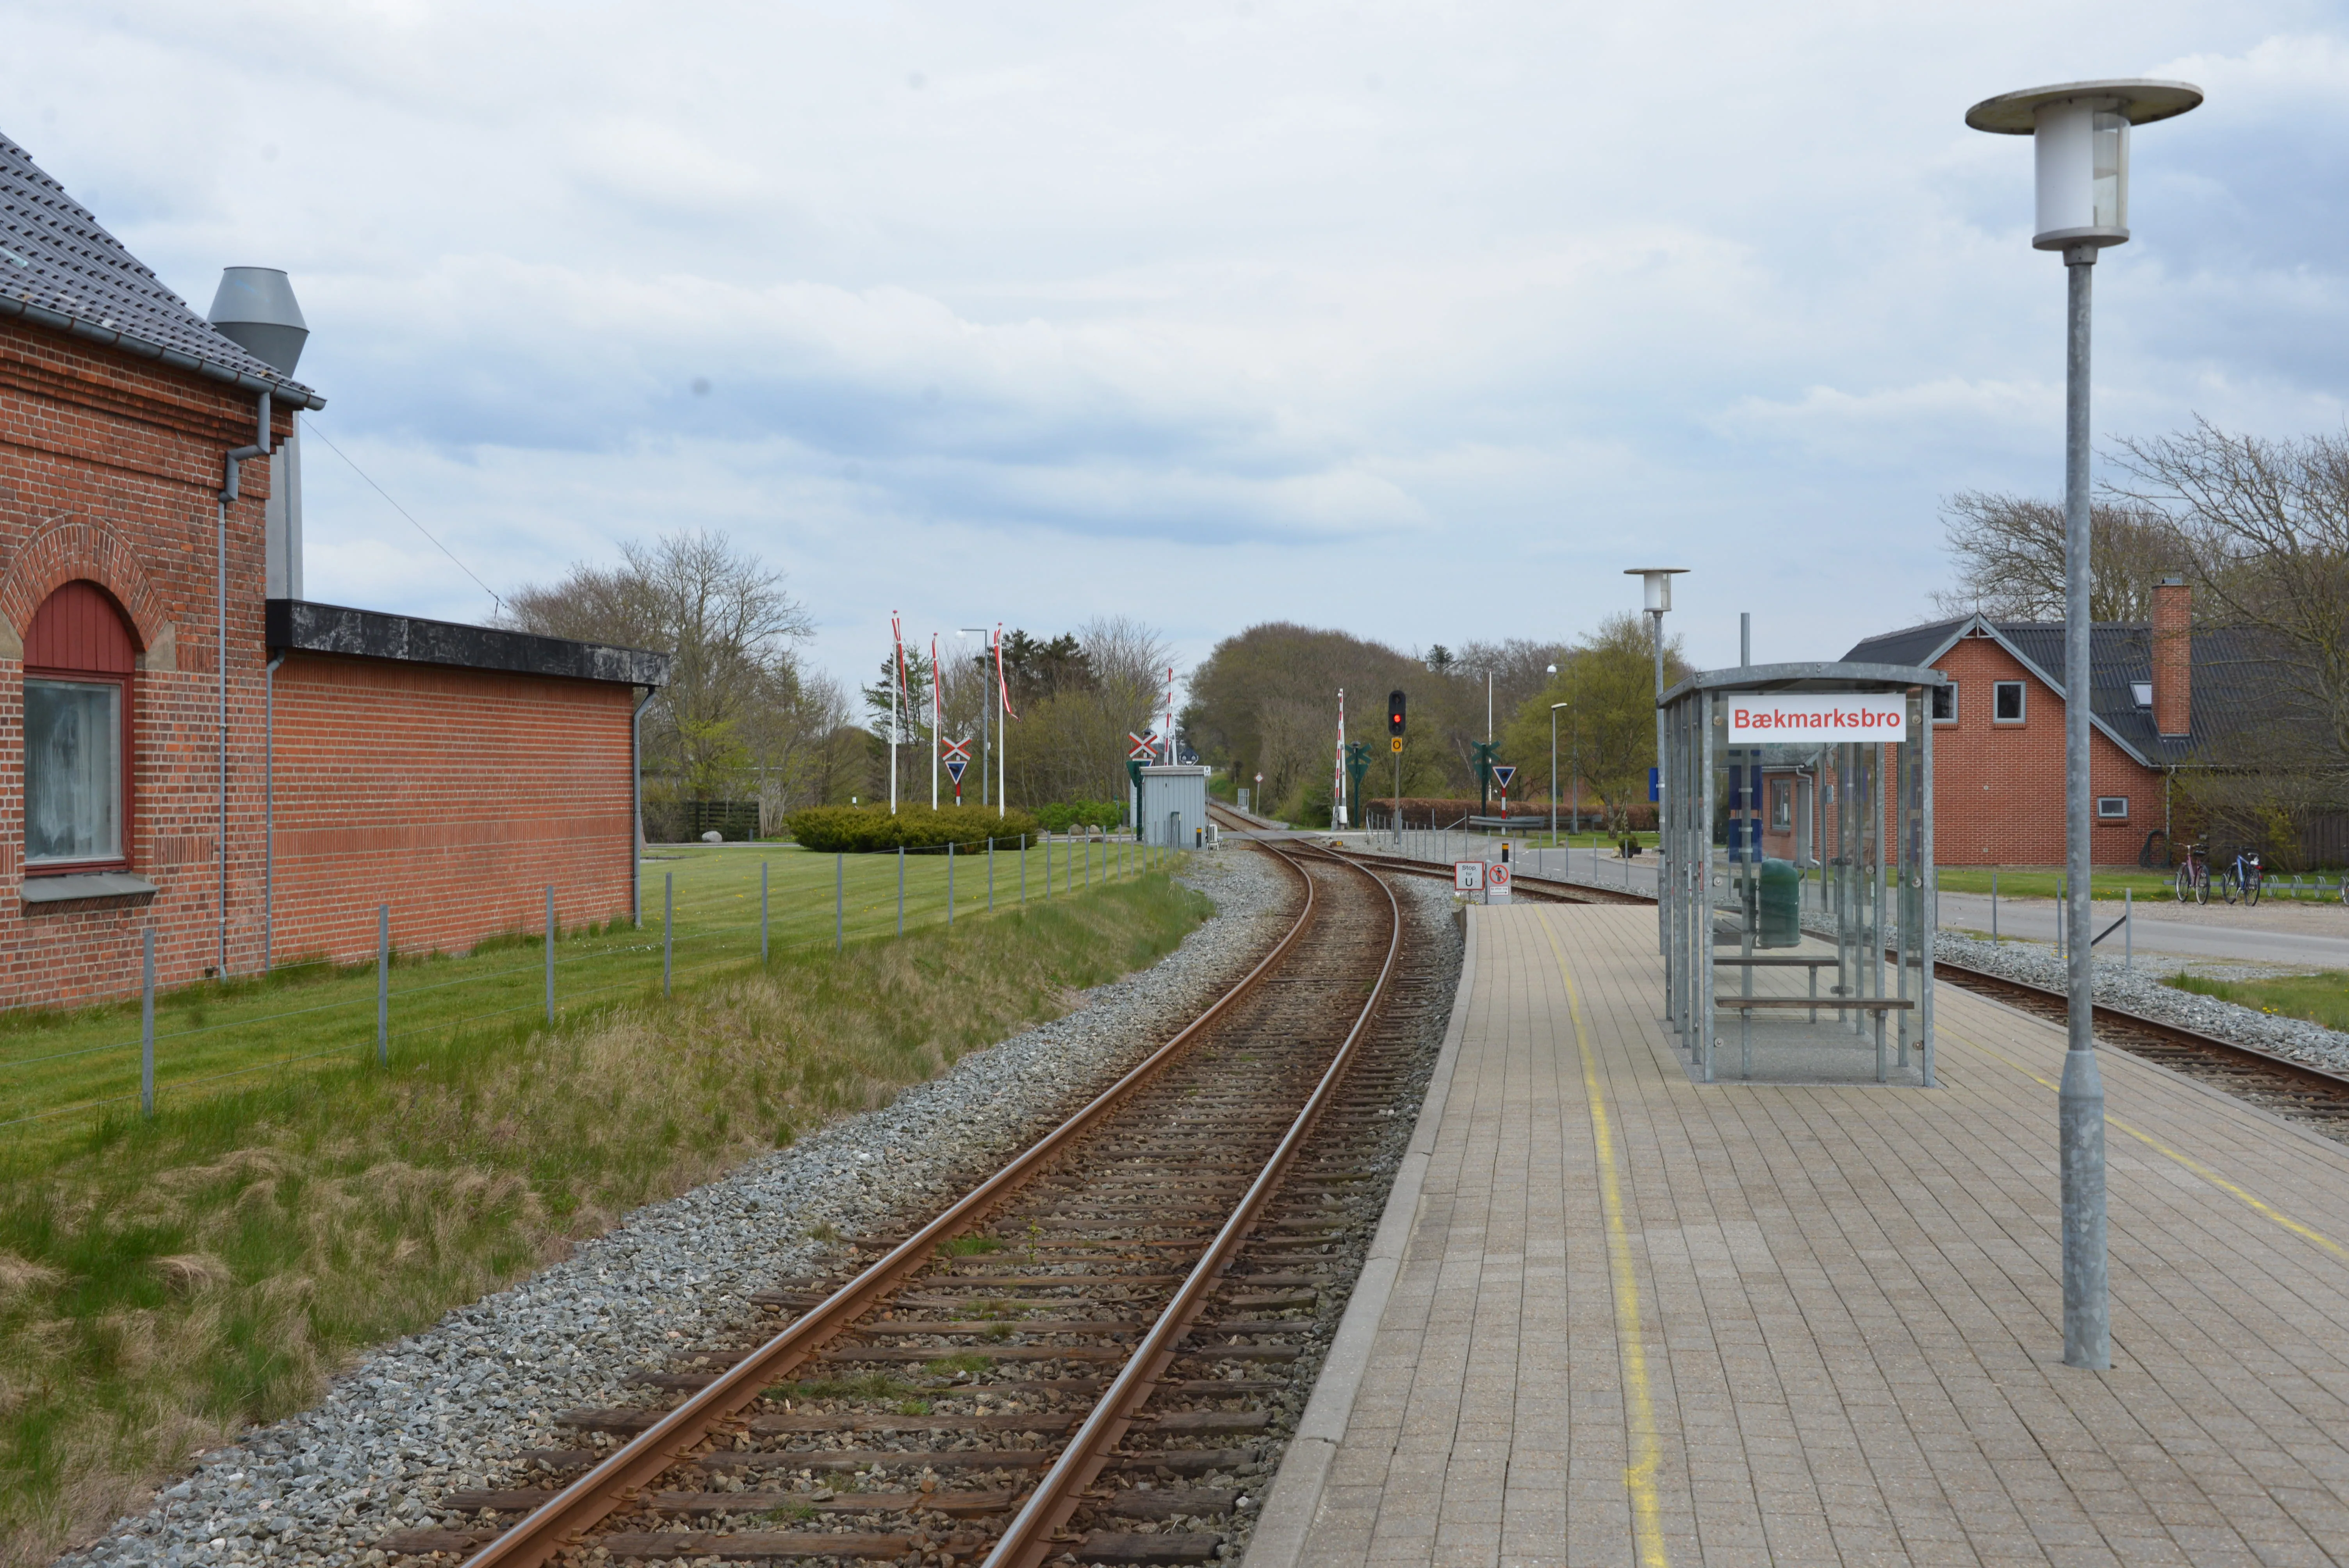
[207,267,309,376]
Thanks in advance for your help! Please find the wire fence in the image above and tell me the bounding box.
[0,831,1181,1139]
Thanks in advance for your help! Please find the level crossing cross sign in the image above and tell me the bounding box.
[1129,732,1158,762]
[942,738,972,764]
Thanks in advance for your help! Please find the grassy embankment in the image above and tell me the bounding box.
[0,845,1207,1568]
[2164,970,2349,1032]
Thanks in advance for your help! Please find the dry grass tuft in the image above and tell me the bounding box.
[0,873,1208,1568]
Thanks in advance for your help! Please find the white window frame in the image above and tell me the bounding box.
[2096,796,2129,820]
[1932,682,1957,723]
[1993,681,2026,723]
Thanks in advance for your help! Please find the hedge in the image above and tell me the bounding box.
[1032,799,1129,832]
[782,804,1043,853]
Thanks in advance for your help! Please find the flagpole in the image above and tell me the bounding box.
[889,613,903,816]
[930,634,941,811]
[995,625,1009,819]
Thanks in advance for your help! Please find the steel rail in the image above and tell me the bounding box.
[980,841,1404,1568]
[456,843,1326,1568]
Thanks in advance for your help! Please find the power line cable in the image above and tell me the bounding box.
[301,417,504,614]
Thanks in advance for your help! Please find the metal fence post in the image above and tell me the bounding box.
[141,928,155,1117]
[835,853,844,951]
[948,841,956,926]
[2124,886,2133,971]
[545,884,556,1025]
[897,847,905,935]
[988,837,996,911]
[761,860,770,962]
[377,905,389,1066]
[663,873,674,997]
[1992,870,2000,944]
[1021,834,1028,903]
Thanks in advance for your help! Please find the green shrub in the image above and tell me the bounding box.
[1034,799,1129,832]
[782,804,1041,853]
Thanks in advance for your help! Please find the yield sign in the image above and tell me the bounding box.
[1129,732,1158,762]
[1490,764,1517,792]
[945,757,968,785]
[942,737,972,764]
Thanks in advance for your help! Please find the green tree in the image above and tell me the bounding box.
[1501,614,1687,836]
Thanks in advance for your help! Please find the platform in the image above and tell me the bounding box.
[1248,904,2349,1567]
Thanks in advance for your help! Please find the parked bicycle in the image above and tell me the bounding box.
[2221,849,2264,907]
[2173,842,2210,905]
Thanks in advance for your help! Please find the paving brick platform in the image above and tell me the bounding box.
[1249,903,2349,1568]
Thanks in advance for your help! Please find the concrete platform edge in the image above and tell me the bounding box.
[1242,904,1479,1568]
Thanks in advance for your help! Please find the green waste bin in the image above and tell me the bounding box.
[1757,857,1801,949]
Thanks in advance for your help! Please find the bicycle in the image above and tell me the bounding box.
[2174,843,2210,905]
[2223,850,2263,907]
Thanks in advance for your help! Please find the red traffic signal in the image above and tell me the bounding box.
[1388,690,1406,736]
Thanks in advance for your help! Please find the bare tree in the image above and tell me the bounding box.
[1928,490,2186,622]
[2111,419,2349,772]
[506,530,814,804]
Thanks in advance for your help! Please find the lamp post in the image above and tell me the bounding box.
[1967,77,2201,1373]
[1626,569,1686,946]
[1550,696,1568,844]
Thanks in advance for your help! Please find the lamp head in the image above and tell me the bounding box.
[1964,79,2202,251]
[1624,567,1688,614]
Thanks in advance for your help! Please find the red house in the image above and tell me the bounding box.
[1841,579,2216,867]
[0,133,663,1008]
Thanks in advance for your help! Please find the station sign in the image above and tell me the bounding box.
[1723,692,1907,743]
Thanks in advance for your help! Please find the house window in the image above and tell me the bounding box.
[1770,779,1792,830]
[1932,683,1957,723]
[23,581,135,871]
[1993,681,2026,723]
[2097,796,2129,820]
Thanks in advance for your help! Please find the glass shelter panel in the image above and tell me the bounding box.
[1657,668,1938,1087]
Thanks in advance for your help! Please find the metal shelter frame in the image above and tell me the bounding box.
[1658,661,1946,1086]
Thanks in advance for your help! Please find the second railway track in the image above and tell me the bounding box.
[383,836,1456,1568]
[1281,823,2349,1144]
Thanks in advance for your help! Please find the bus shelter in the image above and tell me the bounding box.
[1657,662,1946,1086]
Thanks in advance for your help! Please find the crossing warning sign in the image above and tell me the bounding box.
[1491,764,1517,792]
[1129,732,1157,761]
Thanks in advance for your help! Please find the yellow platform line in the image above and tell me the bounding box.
[1539,911,1669,1567]
[1953,1028,2349,1264]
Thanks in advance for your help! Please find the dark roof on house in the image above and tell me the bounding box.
[267,600,668,688]
[1843,614,2277,766]
[0,134,323,409]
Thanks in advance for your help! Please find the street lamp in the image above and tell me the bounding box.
[1968,77,2201,1374]
[1550,700,1568,845]
[1626,569,1686,948]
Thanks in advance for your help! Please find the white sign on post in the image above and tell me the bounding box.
[1724,692,1907,743]
[1453,861,1485,894]
[1486,861,1512,902]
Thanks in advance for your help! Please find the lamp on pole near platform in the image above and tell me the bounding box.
[1626,569,1685,947]
[1966,75,2201,1373]
[1549,681,1567,846]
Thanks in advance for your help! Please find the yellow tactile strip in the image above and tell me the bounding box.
[1280,903,2349,1568]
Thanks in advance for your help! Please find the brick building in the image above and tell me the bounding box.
[1840,580,2244,866]
[0,134,663,1008]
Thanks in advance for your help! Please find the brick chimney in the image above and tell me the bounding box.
[2151,576,2190,738]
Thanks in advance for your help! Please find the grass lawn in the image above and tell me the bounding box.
[2162,969,2349,1032]
[1934,866,2349,901]
[1,836,1141,1146]
[0,854,1208,1566]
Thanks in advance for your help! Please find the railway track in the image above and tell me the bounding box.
[1290,825,2349,1142]
[386,835,1454,1568]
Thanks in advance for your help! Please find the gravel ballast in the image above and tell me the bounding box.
[1936,932,2349,1074]
[57,852,1292,1568]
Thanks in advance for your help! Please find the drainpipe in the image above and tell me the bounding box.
[264,652,284,971]
[218,390,270,978]
[631,685,654,927]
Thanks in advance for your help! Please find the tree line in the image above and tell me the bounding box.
[1181,618,1689,834]
[504,532,1170,834]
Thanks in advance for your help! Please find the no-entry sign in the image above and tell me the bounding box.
[1724,692,1907,742]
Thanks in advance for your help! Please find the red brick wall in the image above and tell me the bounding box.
[266,654,636,964]
[0,317,638,1009]
[1928,632,2163,867]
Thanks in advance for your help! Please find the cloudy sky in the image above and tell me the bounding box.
[5,1,2343,689]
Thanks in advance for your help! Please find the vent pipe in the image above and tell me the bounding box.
[209,268,308,600]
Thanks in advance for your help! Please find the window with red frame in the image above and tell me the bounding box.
[23,581,134,871]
